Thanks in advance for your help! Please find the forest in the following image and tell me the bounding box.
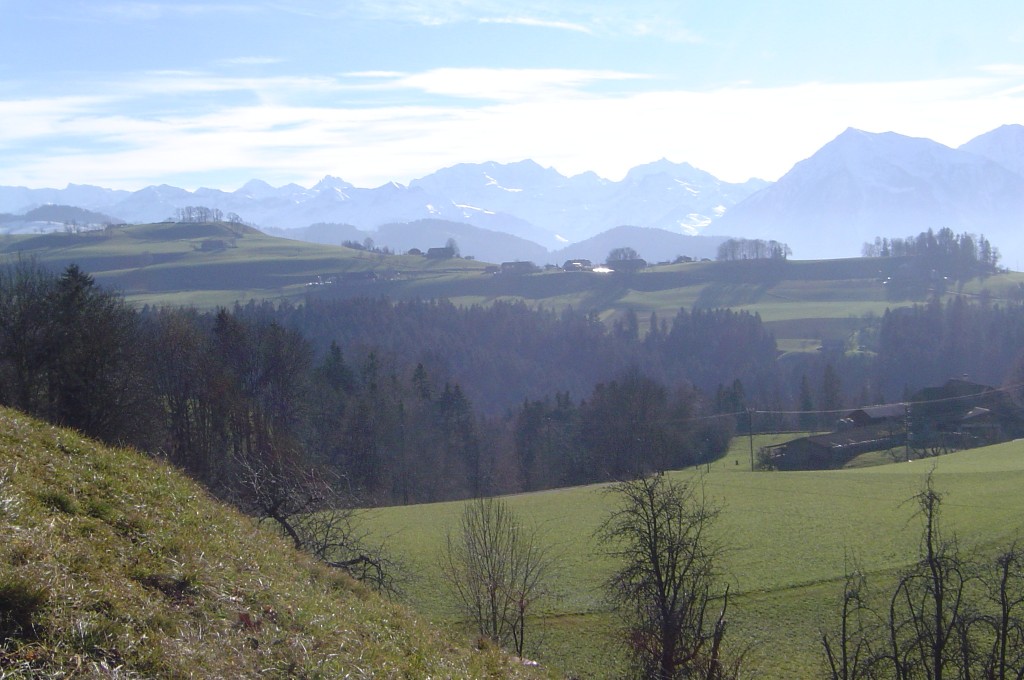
[1,239,1024,507]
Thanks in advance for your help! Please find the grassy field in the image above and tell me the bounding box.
[0,407,550,678]
[365,437,1024,678]
[0,222,490,308]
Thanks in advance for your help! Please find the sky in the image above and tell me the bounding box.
[3,1,1024,191]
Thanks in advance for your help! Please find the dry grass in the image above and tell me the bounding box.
[0,407,550,679]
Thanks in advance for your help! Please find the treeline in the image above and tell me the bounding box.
[873,296,1024,396]
[716,238,792,261]
[274,293,1024,427]
[173,206,245,224]
[863,227,999,267]
[782,295,1024,420]
[863,228,1000,299]
[272,297,780,415]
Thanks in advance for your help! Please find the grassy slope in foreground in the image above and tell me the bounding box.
[366,437,1024,679]
[0,407,548,679]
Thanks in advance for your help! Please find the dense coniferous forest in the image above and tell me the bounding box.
[3,254,1024,506]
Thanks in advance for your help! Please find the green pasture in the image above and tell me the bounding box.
[365,439,1024,678]
[0,223,489,309]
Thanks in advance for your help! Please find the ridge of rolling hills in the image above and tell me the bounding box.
[0,220,490,308]
[0,406,548,678]
[3,220,1024,354]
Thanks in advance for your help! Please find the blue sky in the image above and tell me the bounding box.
[3,0,1024,190]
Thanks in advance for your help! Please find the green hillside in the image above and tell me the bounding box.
[0,407,548,678]
[4,223,1022,349]
[0,222,488,309]
[365,437,1024,678]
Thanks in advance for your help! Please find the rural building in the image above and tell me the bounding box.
[908,379,1024,451]
[840,403,906,429]
[763,378,1024,470]
[199,238,229,251]
[761,422,903,471]
[499,261,539,275]
[562,259,593,271]
[425,246,456,259]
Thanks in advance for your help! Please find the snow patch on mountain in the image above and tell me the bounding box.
[484,174,523,192]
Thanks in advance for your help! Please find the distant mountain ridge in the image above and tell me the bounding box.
[0,159,764,262]
[710,125,1024,261]
[273,220,725,266]
[4,124,1024,264]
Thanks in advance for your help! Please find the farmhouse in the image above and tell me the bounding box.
[425,246,456,259]
[908,378,1024,450]
[763,378,1024,470]
[499,261,539,275]
[199,238,229,251]
[840,403,905,429]
[761,422,903,471]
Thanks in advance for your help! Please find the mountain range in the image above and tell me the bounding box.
[711,125,1024,262]
[2,124,1023,265]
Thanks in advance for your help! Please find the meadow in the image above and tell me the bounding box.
[365,437,1024,678]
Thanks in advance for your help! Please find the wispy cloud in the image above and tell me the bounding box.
[478,16,593,34]
[979,64,1024,77]
[92,71,345,103]
[275,0,701,41]
[622,18,704,43]
[4,68,1024,191]
[377,68,651,101]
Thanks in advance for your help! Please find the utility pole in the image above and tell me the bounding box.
[748,409,755,471]
[904,402,911,460]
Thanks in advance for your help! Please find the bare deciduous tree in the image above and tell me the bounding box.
[821,566,884,680]
[234,453,400,594]
[884,478,970,680]
[821,474,1024,680]
[440,496,553,657]
[975,544,1024,679]
[597,475,735,680]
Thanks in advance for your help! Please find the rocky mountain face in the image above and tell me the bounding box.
[710,126,1024,261]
